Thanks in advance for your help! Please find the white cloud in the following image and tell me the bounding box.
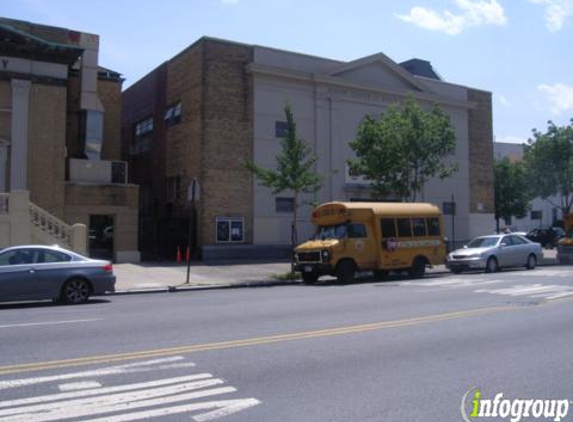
[528,0,573,32]
[397,0,507,35]
[498,94,511,107]
[537,83,573,115]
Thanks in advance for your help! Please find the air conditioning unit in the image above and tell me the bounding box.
[111,161,128,184]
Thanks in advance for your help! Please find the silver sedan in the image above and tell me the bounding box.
[446,234,543,274]
[0,245,116,304]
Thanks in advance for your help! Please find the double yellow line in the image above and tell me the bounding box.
[0,305,514,376]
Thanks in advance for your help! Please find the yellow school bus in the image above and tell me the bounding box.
[294,201,446,283]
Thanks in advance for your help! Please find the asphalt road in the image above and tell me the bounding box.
[1,267,573,422]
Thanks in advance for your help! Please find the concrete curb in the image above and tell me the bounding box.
[109,259,559,296]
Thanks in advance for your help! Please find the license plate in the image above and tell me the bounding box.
[304,266,313,272]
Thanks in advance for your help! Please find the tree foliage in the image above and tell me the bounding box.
[523,119,573,216]
[493,157,531,231]
[348,96,457,201]
[245,104,322,249]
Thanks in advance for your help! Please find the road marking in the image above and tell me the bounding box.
[0,357,196,390]
[0,357,261,422]
[0,373,212,407]
[0,305,516,376]
[0,319,102,329]
[475,284,573,300]
[58,381,102,391]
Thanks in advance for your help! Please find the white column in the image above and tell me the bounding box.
[10,79,31,191]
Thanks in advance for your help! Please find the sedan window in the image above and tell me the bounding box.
[467,237,500,248]
[36,250,73,263]
[0,249,34,265]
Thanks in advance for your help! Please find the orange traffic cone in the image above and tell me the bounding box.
[176,246,182,263]
[185,246,190,262]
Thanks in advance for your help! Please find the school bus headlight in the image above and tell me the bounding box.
[321,250,331,261]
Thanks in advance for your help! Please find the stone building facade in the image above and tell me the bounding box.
[0,17,139,262]
[123,37,495,260]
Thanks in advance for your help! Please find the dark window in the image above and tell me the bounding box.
[37,250,72,263]
[511,235,527,245]
[0,249,34,265]
[412,218,427,236]
[166,176,181,202]
[134,117,153,137]
[275,197,294,213]
[397,218,412,237]
[164,102,182,128]
[275,121,288,138]
[381,218,397,238]
[427,218,441,236]
[347,223,367,238]
[216,217,244,243]
[111,162,127,184]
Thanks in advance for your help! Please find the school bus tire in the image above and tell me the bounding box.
[336,259,356,284]
[408,256,428,279]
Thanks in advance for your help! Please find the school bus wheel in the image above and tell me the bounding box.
[336,259,356,284]
[409,256,428,279]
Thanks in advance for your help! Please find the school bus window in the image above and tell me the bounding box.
[412,218,427,236]
[347,223,367,238]
[397,218,412,237]
[427,218,441,236]
[380,218,396,238]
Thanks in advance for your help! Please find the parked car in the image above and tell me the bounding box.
[0,245,115,304]
[526,228,560,249]
[446,234,543,274]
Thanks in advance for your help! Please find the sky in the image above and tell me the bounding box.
[3,0,573,144]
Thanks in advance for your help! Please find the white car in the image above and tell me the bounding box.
[446,234,543,274]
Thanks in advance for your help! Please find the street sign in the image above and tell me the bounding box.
[443,201,456,216]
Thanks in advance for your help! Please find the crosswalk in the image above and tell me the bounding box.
[407,268,573,301]
[0,357,260,422]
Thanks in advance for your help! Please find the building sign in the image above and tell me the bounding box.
[443,201,456,215]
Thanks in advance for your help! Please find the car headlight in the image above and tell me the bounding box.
[321,250,331,261]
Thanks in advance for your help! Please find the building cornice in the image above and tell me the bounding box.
[248,63,477,110]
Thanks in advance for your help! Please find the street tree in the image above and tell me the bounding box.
[245,104,322,265]
[524,119,573,217]
[348,96,457,201]
[493,157,531,233]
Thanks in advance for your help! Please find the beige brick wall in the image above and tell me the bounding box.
[99,78,122,161]
[28,83,67,219]
[201,40,254,246]
[64,184,139,252]
[468,89,494,213]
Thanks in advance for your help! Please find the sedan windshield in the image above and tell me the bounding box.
[313,224,346,240]
[467,237,500,248]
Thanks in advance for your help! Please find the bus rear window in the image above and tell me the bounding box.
[380,219,396,238]
[427,218,441,236]
[397,218,412,237]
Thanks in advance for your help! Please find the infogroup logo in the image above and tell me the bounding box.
[461,387,570,422]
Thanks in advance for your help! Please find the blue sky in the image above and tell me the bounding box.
[3,0,573,144]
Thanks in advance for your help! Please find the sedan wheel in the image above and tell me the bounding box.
[485,257,498,273]
[526,254,537,270]
[61,278,91,304]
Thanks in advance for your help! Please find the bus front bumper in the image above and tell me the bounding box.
[295,263,334,276]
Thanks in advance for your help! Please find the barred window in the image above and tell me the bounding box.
[164,102,182,128]
[134,117,153,137]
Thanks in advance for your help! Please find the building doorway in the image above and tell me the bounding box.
[89,215,114,260]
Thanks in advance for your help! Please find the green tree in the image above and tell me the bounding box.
[493,157,531,233]
[348,96,457,201]
[245,104,322,261]
[524,119,573,217]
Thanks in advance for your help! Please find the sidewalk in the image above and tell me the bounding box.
[111,249,558,294]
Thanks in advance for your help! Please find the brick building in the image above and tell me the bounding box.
[0,17,139,262]
[122,37,495,260]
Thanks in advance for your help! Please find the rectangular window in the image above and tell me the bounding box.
[275,197,294,213]
[411,218,427,237]
[134,117,153,137]
[396,218,412,237]
[164,102,182,128]
[347,223,367,238]
[216,217,244,243]
[275,121,288,138]
[380,218,396,238]
[426,218,441,236]
[166,176,181,202]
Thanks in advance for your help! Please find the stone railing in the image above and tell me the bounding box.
[29,202,73,248]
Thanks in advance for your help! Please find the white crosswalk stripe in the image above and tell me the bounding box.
[0,357,261,422]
